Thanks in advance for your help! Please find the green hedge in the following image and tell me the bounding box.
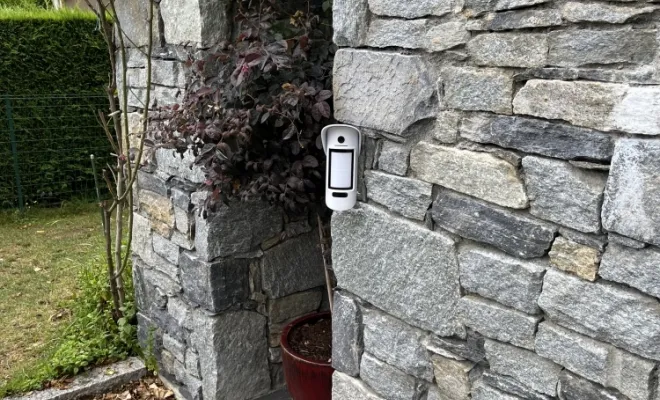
[0,8,111,208]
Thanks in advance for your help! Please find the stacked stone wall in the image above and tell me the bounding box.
[331,0,660,399]
[133,152,327,400]
[115,2,329,399]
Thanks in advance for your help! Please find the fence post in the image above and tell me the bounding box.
[4,96,24,212]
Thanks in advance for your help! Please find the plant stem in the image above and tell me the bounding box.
[317,213,333,314]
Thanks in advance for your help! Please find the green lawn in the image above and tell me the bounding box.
[0,203,104,387]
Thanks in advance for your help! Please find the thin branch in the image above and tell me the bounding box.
[317,213,333,313]
[96,110,119,154]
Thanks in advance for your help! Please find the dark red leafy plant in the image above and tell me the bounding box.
[152,0,335,213]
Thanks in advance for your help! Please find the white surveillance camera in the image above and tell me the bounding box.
[321,124,361,211]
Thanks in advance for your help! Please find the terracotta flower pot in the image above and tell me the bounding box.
[280,312,334,400]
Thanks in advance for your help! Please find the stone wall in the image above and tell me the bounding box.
[116,2,328,399]
[331,0,660,399]
[133,153,326,400]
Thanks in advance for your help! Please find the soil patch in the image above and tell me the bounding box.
[289,317,331,362]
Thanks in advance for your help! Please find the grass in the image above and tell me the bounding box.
[0,203,105,389]
[0,4,97,20]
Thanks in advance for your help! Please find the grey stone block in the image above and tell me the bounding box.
[365,171,432,221]
[267,288,322,324]
[425,386,442,400]
[156,149,205,184]
[345,20,431,51]
[435,111,461,144]
[185,348,200,378]
[12,358,146,400]
[514,67,579,81]
[334,49,436,135]
[535,322,610,383]
[465,116,614,162]
[535,321,656,400]
[441,67,513,114]
[424,330,486,363]
[368,0,452,18]
[152,234,180,265]
[114,0,158,47]
[468,33,547,68]
[455,141,522,168]
[150,59,186,88]
[174,207,193,235]
[431,354,475,400]
[558,371,628,400]
[171,187,192,211]
[470,9,562,30]
[362,308,434,381]
[458,113,493,143]
[138,170,168,197]
[133,258,168,312]
[261,232,325,298]
[485,340,562,396]
[159,0,231,46]
[378,141,409,176]
[171,231,195,251]
[333,371,385,400]
[561,2,657,23]
[608,233,647,249]
[126,86,183,110]
[189,310,270,400]
[366,19,427,50]
[425,22,472,52]
[332,291,363,377]
[432,190,556,259]
[523,156,607,233]
[332,204,462,337]
[333,0,369,47]
[411,142,527,209]
[459,296,541,350]
[603,139,660,245]
[548,29,656,67]
[137,312,162,351]
[538,268,660,361]
[166,296,191,330]
[361,353,424,400]
[465,0,549,15]
[600,243,660,298]
[195,200,282,261]
[163,333,185,362]
[513,80,660,135]
[471,380,523,400]
[459,246,546,314]
[143,268,181,297]
[179,251,249,313]
[481,371,552,400]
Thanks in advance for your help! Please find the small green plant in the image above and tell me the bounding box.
[0,255,138,397]
[142,328,159,374]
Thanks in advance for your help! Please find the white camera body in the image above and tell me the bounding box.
[321,124,361,211]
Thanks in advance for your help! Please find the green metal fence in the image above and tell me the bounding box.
[0,93,112,210]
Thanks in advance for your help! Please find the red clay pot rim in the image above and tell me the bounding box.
[280,311,333,367]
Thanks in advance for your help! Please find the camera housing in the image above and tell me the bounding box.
[321,124,361,211]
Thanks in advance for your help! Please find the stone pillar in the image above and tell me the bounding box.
[133,149,327,400]
[331,0,660,399]
[114,2,328,399]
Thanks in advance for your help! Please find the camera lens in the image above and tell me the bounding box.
[338,136,345,143]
